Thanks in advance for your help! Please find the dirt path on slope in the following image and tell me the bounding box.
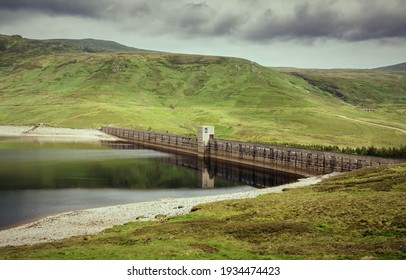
[337,115,406,134]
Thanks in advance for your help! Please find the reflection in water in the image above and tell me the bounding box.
[105,141,303,189]
[199,168,214,188]
[0,139,303,229]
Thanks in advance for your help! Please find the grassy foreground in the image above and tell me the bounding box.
[1,163,405,260]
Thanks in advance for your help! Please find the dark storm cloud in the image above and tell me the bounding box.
[244,4,345,41]
[172,3,216,32]
[1,0,405,42]
[346,9,406,41]
[0,0,104,17]
[243,1,406,42]
[163,2,247,37]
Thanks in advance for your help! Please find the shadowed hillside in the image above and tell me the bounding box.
[0,34,149,66]
[277,67,406,114]
[374,62,406,72]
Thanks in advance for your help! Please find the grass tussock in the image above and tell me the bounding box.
[0,164,405,260]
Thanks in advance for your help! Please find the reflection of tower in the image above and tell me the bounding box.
[198,167,214,188]
[197,158,214,188]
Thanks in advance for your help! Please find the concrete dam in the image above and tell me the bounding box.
[101,126,403,176]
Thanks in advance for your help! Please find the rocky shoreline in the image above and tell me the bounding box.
[0,125,119,141]
[0,173,338,247]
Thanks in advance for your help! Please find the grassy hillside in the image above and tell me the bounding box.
[374,62,406,72]
[1,163,405,260]
[0,34,147,65]
[0,35,405,148]
[279,67,406,110]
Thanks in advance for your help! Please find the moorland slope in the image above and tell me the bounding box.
[1,34,405,148]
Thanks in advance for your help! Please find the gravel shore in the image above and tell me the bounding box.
[0,173,338,247]
[0,125,119,141]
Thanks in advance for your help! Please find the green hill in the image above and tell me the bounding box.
[277,67,406,110]
[374,62,406,72]
[0,35,405,148]
[0,34,149,66]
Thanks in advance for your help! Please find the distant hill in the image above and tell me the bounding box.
[0,34,152,65]
[45,38,151,53]
[0,35,405,148]
[373,62,406,71]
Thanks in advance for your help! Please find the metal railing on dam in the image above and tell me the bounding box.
[101,126,198,155]
[100,126,403,176]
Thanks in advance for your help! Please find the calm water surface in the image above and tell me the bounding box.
[0,138,302,229]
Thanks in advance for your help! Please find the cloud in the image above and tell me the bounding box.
[0,0,405,42]
[243,0,406,42]
[0,0,105,17]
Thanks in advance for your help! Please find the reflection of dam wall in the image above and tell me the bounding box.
[101,127,404,176]
[102,141,301,188]
[206,159,301,188]
[162,156,301,188]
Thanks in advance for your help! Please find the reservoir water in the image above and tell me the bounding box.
[0,138,303,229]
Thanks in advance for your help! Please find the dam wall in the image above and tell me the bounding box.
[101,126,403,176]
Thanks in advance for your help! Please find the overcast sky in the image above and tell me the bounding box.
[0,0,405,68]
